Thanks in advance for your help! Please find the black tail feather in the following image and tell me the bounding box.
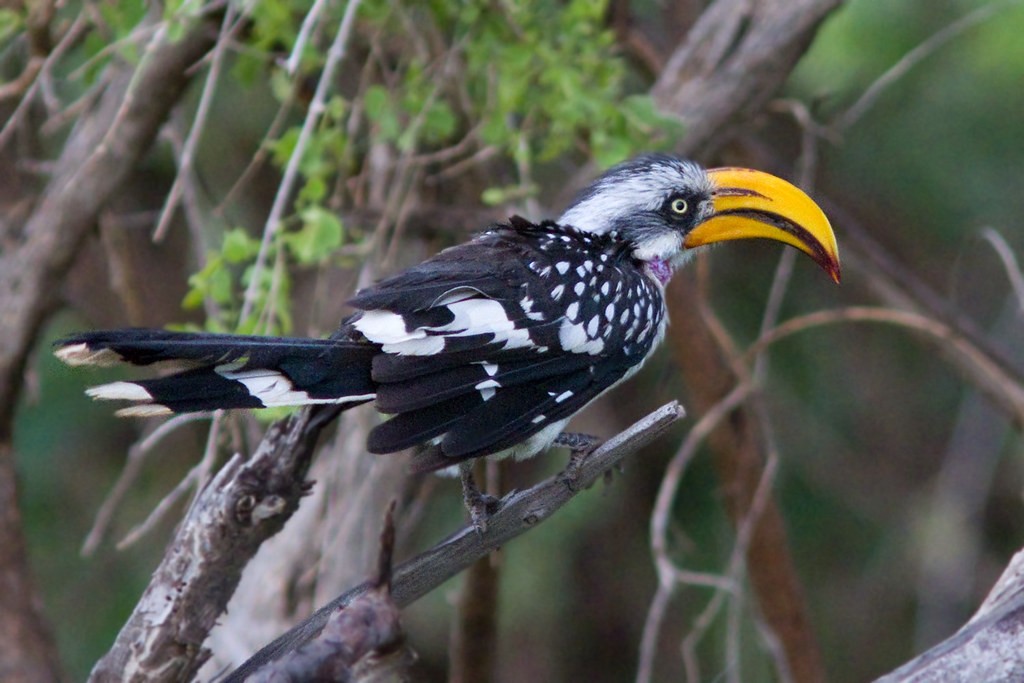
[57,328,378,415]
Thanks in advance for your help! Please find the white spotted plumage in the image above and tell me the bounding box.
[61,154,713,473]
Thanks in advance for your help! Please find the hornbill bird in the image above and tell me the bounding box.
[56,154,839,525]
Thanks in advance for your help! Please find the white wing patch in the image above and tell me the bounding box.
[216,367,376,407]
[359,296,540,355]
[354,310,420,345]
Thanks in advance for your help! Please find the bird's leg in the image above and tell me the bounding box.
[459,461,500,533]
[553,432,603,491]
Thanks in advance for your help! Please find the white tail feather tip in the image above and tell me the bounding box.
[55,344,123,367]
[115,404,174,418]
[86,381,153,402]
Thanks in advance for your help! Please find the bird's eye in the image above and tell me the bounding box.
[670,198,688,215]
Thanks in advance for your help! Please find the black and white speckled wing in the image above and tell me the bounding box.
[348,217,667,466]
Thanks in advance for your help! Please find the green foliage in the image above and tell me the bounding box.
[181,0,679,336]
[80,0,148,77]
[181,206,342,335]
[359,0,681,165]
[0,8,23,43]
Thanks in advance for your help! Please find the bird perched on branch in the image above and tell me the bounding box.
[56,155,839,526]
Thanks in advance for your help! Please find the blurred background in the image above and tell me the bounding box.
[4,0,1024,680]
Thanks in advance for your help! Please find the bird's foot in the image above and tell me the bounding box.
[553,432,603,492]
[459,463,500,534]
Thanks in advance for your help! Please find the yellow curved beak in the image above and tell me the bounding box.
[685,167,841,283]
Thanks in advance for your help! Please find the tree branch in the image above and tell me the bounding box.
[875,549,1024,682]
[653,0,843,158]
[0,11,218,429]
[246,502,416,682]
[88,408,333,683]
[0,10,218,682]
[224,402,685,682]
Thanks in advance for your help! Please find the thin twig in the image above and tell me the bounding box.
[650,384,753,581]
[754,98,823,384]
[681,454,780,683]
[636,584,673,683]
[214,86,299,216]
[64,20,163,84]
[742,306,1024,425]
[836,0,1020,131]
[152,3,240,242]
[638,384,752,683]
[980,227,1024,314]
[240,0,363,323]
[117,411,224,549]
[285,0,331,76]
[0,11,89,151]
[82,412,213,556]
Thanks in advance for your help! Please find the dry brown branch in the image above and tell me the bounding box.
[246,502,415,682]
[224,402,685,682]
[743,306,1024,427]
[652,0,843,158]
[0,56,44,103]
[0,10,219,682]
[88,408,331,683]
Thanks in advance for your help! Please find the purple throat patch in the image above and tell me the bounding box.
[648,257,672,284]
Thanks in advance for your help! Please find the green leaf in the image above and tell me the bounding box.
[208,266,234,305]
[365,85,401,141]
[481,187,507,206]
[267,128,300,168]
[183,253,223,309]
[269,68,295,103]
[591,133,632,169]
[299,176,327,205]
[222,228,260,264]
[0,9,24,42]
[326,95,347,120]
[181,285,206,310]
[288,207,344,264]
[364,85,392,122]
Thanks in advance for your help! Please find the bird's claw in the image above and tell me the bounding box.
[466,492,501,534]
[459,463,500,534]
[554,432,603,492]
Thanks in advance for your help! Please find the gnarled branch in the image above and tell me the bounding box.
[224,401,685,682]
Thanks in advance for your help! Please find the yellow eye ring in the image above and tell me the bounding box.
[670,198,688,214]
